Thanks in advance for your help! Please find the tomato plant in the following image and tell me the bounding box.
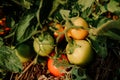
[0,0,120,80]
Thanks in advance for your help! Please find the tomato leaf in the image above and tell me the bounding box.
[0,46,22,73]
[96,18,110,28]
[71,67,87,80]
[96,19,120,41]
[59,9,70,20]
[12,0,32,9]
[15,13,35,43]
[90,36,108,58]
[99,4,108,14]
[77,0,95,11]
[107,0,120,13]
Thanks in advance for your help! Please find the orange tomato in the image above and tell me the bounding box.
[67,28,89,40]
[54,23,65,42]
[49,22,65,42]
[66,17,89,40]
[0,31,4,35]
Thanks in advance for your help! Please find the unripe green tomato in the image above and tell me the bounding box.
[66,40,93,65]
[33,32,54,56]
[15,49,30,63]
[15,43,35,63]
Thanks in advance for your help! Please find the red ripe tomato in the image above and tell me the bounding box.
[4,27,10,31]
[47,53,68,77]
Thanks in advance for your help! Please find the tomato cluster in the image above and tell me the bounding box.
[13,16,93,77]
[64,17,93,65]
[38,17,92,77]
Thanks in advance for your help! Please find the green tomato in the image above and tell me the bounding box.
[33,32,54,56]
[15,43,35,63]
[66,40,93,65]
[15,49,30,63]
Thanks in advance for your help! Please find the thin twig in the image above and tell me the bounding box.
[10,72,14,80]
[36,0,43,29]
[18,61,34,79]
[4,32,15,39]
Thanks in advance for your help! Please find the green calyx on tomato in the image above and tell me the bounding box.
[66,40,93,65]
[15,43,36,63]
[33,32,54,57]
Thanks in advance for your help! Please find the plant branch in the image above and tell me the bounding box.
[36,0,43,29]
[95,19,120,35]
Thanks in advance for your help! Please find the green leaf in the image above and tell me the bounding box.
[96,19,120,41]
[77,0,95,11]
[90,36,108,58]
[71,66,87,80]
[23,0,32,9]
[15,14,34,43]
[0,38,3,47]
[12,0,32,9]
[49,0,67,17]
[59,9,70,20]
[99,4,108,14]
[107,0,120,13]
[0,46,22,73]
[97,18,110,28]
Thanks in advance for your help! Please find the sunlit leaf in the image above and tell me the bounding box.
[107,0,120,13]
[77,0,95,11]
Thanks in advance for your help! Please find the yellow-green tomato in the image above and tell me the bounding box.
[15,43,35,63]
[66,40,93,65]
[70,17,89,29]
[33,32,54,57]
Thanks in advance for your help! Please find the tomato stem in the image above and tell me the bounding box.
[18,61,34,79]
[36,0,43,29]
[95,19,120,35]
[89,19,120,40]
